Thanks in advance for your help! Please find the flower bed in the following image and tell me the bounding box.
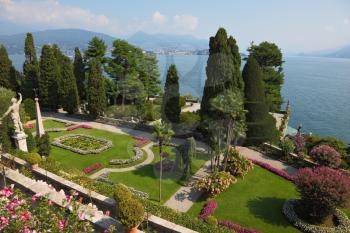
[24,123,33,129]
[195,172,236,196]
[218,220,262,233]
[109,147,143,165]
[52,134,112,154]
[83,163,103,174]
[250,159,295,182]
[283,199,350,233]
[0,185,92,232]
[199,200,218,219]
[67,124,93,131]
[133,136,150,147]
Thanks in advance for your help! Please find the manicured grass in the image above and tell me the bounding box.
[188,166,301,233]
[28,119,68,133]
[108,145,210,203]
[48,128,136,172]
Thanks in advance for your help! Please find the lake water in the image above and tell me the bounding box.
[10,54,350,143]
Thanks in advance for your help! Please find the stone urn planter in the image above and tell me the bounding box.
[125,225,139,233]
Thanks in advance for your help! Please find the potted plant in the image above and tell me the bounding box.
[118,196,144,233]
[25,152,42,168]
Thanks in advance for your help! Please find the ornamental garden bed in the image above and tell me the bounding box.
[52,134,113,154]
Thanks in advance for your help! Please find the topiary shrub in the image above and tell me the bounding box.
[23,98,36,120]
[24,128,36,152]
[310,145,341,168]
[225,148,253,178]
[25,152,42,165]
[118,195,144,229]
[114,183,133,203]
[195,171,236,197]
[294,166,350,224]
[36,133,51,157]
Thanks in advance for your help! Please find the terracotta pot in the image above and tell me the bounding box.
[125,225,139,233]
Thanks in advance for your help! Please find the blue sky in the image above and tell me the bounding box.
[0,0,349,53]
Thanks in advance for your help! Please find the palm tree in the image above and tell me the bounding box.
[152,120,174,202]
[210,89,246,170]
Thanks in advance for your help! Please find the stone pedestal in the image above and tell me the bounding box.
[12,132,28,152]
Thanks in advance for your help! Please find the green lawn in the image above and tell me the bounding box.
[188,166,301,233]
[48,128,136,172]
[109,145,210,203]
[28,119,68,133]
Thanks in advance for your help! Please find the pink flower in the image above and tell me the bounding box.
[58,220,66,230]
[1,217,9,225]
[6,199,20,210]
[66,195,73,203]
[19,211,31,221]
[31,193,41,202]
[0,186,14,197]
[48,199,53,205]
[78,212,86,220]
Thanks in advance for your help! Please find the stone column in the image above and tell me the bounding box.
[35,97,45,138]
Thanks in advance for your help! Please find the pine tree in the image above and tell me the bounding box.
[23,33,39,98]
[0,45,12,89]
[200,28,243,123]
[60,56,79,114]
[38,45,59,109]
[161,64,180,123]
[73,47,86,101]
[84,37,107,65]
[243,56,279,145]
[87,59,106,117]
[140,53,161,99]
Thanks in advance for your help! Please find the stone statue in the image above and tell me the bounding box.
[0,93,24,134]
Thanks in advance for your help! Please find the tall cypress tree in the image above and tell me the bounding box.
[39,45,59,109]
[200,28,243,123]
[243,56,279,145]
[60,56,79,114]
[73,47,86,101]
[87,59,106,117]
[0,45,12,89]
[23,33,39,98]
[161,64,180,123]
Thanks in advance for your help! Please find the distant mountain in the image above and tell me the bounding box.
[0,29,116,54]
[299,44,350,59]
[128,31,208,51]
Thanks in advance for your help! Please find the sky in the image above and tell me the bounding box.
[0,0,349,53]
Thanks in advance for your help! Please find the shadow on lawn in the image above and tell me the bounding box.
[247,197,290,226]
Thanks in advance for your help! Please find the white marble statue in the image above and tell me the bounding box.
[0,93,24,134]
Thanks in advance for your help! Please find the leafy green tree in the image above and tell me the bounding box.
[152,121,174,202]
[139,53,161,99]
[248,42,284,112]
[87,59,107,117]
[22,33,40,98]
[243,56,279,145]
[119,73,145,105]
[73,47,86,101]
[0,87,15,152]
[36,133,51,157]
[210,89,246,170]
[23,98,36,119]
[0,45,13,89]
[200,28,243,124]
[60,56,80,114]
[9,67,23,92]
[38,45,59,109]
[84,37,107,65]
[104,77,118,105]
[161,64,180,123]
[181,137,196,181]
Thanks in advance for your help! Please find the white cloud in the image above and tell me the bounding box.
[152,11,167,25]
[344,18,349,25]
[173,14,199,31]
[0,0,120,34]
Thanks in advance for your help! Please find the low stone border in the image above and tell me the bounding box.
[46,128,67,132]
[109,147,143,165]
[52,134,113,154]
[283,199,350,233]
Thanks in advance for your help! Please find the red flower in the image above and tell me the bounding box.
[58,219,66,230]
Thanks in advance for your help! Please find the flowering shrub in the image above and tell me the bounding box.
[195,172,236,196]
[294,132,305,155]
[67,124,93,131]
[83,163,103,174]
[133,136,150,147]
[294,166,350,223]
[199,200,217,219]
[310,145,341,168]
[0,186,93,232]
[250,159,295,182]
[225,149,253,178]
[24,124,34,129]
[218,220,262,233]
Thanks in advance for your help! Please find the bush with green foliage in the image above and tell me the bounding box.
[36,133,51,157]
[118,197,144,229]
[280,138,295,158]
[195,171,236,196]
[179,96,186,108]
[24,128,36,152]
[114,184,132,203]
[294,166,350,224]
[25,152,42,165]
[205,215,218,227]
[23,98,36,120]
[225,148,253,178]
[179,112,200,133]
